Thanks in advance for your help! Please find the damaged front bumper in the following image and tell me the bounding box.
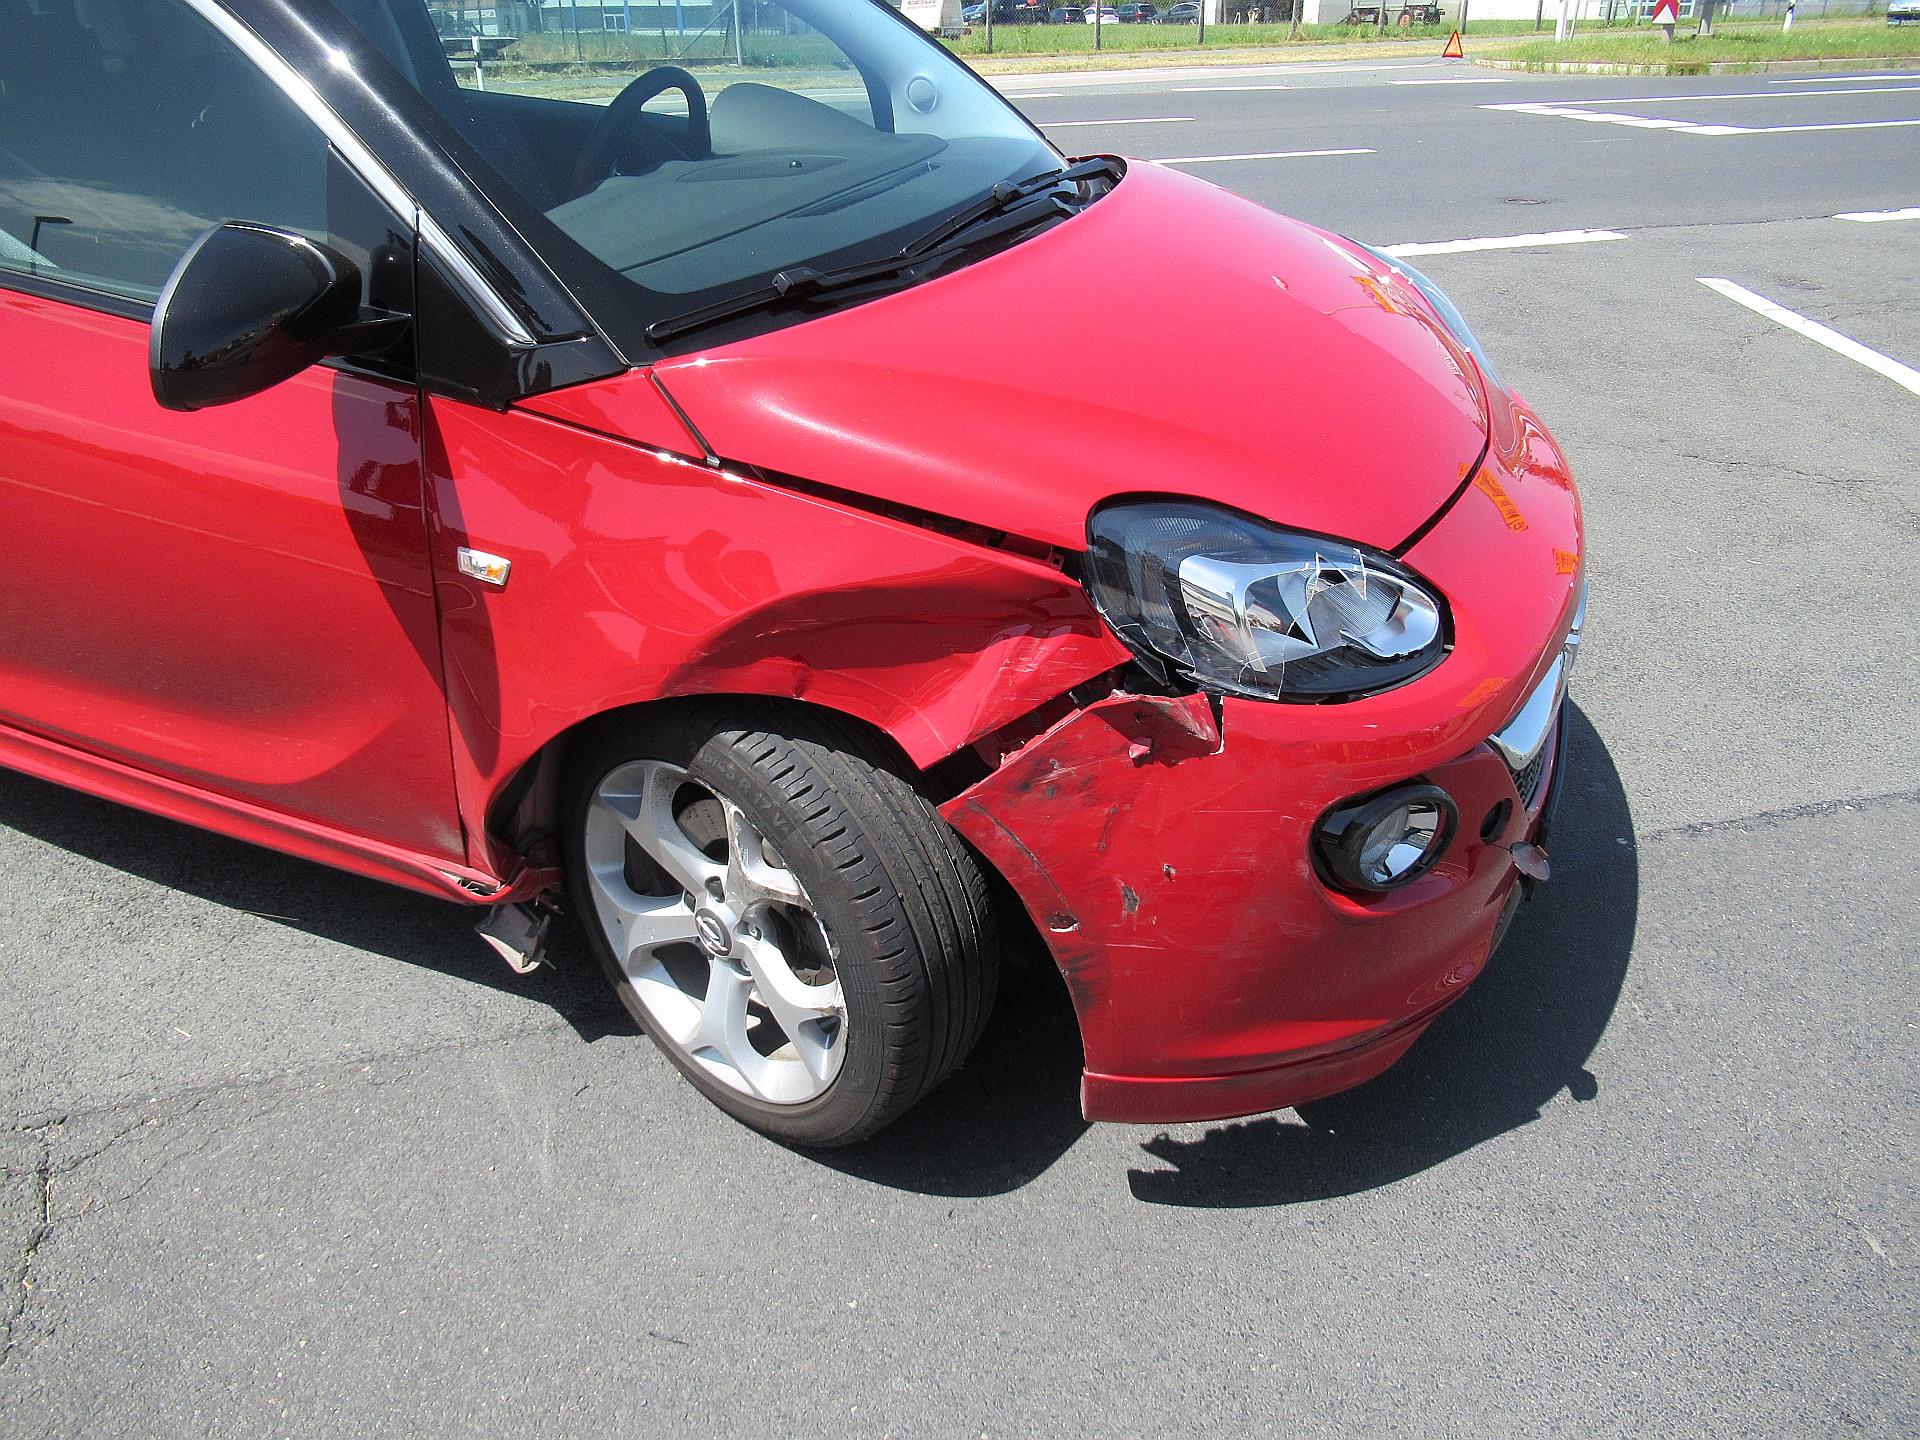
[942,686,1561,1124]
[940,429,1584,1127]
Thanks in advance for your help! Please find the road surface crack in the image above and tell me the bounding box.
[1639,787,1920,843]
[1,1126,54,1370]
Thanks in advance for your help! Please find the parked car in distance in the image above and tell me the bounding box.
[1117,2,1159,18]
[2,0,1583,1149]
[964,0,1048,17]
[1889,0,1920,22]
[1084,5,1122,19]
[1157,1,1202,19]
[1049,5,1086,19]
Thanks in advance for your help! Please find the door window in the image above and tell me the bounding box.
[0,0,329,305]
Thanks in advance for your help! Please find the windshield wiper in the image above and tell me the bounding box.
[900,155,1122,258]
[644,156,1121,347]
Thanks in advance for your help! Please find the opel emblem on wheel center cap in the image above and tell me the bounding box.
[693,909,732,956]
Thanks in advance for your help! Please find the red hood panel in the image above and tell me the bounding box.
[522,162,1487,553]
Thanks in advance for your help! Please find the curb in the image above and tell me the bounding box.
[1474,54,1920,74]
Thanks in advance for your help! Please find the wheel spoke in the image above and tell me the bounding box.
[722,799,807,909]
[736,933,845,1084]
[688,957,762,1088]
[585,861,698,966]
[598,761,723,898]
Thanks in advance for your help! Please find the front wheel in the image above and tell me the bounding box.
[562,700,999,1147]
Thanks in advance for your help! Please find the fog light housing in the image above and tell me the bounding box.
[1313,784,1458,894]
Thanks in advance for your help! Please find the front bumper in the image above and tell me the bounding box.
[940,402,1583,1126]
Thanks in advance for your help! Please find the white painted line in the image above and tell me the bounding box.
[1698,278,1920,398]
[1484,99,1920,136]
[1835,205,1920,222]
[1171,83,1293,91]
[1004,91,1065,99]
[1561,83,1920,103]
[1389,76,1510,84]
[1156,147,1374,164]
[1770,73,1912,82]
[1738,118,1920,134]
[1383,228,1628,256]
[1486,101,1727,132]
[1044,116,1197,127]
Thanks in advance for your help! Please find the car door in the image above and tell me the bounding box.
[0,0,464,860]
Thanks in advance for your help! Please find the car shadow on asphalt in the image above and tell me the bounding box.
[0,769,634,1043]
[806,940,1093,1196]
[1125,702,1638,1208]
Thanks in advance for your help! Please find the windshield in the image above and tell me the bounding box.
[356,0,1067,351]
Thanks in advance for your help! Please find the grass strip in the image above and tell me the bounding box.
[1492,18,1920,66]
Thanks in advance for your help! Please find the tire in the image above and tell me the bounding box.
[561,699,999,1147]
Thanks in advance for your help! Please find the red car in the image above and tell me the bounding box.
[0,0,1582,1145]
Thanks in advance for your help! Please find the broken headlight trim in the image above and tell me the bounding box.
[1084,500,1450,703]
[1313,783,1458,894]
[1352,241,1503,391]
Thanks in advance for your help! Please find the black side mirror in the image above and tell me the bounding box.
[149,222,409,412]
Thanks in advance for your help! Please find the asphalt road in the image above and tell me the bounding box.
[3,59,1917,1439]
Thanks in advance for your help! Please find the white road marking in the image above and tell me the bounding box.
[1004,91,1065,99]
[1569,84,1920,103]
[1736,119,1920,134]
[1486,101,1735,132]
[1044,116,1197,126]
[1156,147,1375,163]
[1834,206,1920,222]
[1389,76,1510,84]
[1769,73,1913,82]
[1383,228,1628,256]
[1486,99,1920,136]
[1698,278,1920,398]
[1171,83,1293,91]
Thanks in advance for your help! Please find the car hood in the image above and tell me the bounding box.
[520,161,1489,554]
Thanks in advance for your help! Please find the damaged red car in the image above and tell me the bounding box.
[0,0,1583,1144]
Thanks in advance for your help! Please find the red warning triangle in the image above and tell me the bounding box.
[1442,29,1464,56]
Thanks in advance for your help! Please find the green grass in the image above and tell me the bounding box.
[477,15,1545,74]
[1495,17,1920,64]
[469,10,1919,84]
[940,18,1556,58]
[490,29,856,66]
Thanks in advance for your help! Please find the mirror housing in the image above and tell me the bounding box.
[149,222,408,412]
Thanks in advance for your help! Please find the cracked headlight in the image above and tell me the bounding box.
[1086,501,1449,703]
[1354,241,1502,391]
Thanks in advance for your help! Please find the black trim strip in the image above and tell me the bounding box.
[647,372,718,466]
[0,271,154,323]
[1392,432,1491,558]
[513,400,1075,574]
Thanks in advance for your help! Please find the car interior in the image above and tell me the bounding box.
[0,0,1054,309]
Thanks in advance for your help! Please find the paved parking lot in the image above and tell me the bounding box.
[3,59,1916,1439]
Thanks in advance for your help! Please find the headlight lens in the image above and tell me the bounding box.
[1353,241,1502,390]
[1085,501,1449,702]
